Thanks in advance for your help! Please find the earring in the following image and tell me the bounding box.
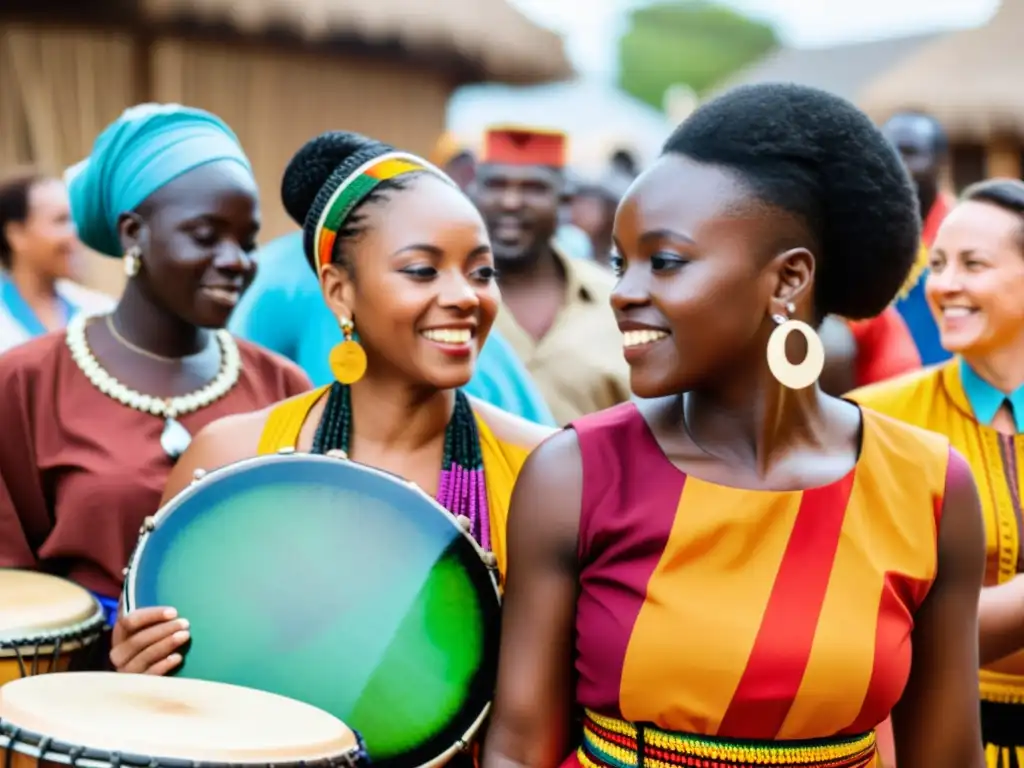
[123,246,142,278]
[329,316,367,385]
[766,303,824,389]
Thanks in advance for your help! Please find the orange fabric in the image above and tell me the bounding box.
[850,361,1024,703]
[848,307,922,388]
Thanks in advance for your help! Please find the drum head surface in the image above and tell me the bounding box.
[0,569,101,639]
[127,455,500,768]
[0,672,357,763]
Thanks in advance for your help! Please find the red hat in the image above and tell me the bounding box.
[481,125,567,168]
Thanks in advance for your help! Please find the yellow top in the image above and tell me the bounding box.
[255,385,531,578]
[849,361,1024,704]
[495,247,631,425]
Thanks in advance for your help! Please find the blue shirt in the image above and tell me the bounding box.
[1,272,75,337]
[229,232,556,427]
[960,358,1024,433]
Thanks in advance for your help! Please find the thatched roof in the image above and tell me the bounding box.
[709,33,939,104]
[140,0,573,84]
[859,1,1020,140]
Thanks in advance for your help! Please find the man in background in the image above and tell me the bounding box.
[569,168,633,267]
[881,110,955,366]
[472,126,630,424]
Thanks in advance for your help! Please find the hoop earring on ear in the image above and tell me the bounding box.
[329,316,367,385]
[123,246,142,278]
[766,303,824,390]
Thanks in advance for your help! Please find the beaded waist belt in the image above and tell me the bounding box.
[579,710,877,768]
[979,668,1024,705]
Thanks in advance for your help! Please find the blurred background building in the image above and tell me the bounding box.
[3,0,1020,295]
[0,0,571,294]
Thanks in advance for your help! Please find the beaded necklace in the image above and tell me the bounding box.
[311,383,491,550]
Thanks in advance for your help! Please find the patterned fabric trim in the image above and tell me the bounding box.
[579,710,877,768]
[312,152,452,276]
[980,671,1024,705]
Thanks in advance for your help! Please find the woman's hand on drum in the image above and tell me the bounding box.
[110,607,189,675]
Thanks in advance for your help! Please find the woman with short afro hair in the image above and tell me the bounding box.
[483,83,985,768]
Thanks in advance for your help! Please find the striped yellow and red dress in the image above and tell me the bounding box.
[564,402,956,768]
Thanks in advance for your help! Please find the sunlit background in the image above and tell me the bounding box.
[0,0,1016,294]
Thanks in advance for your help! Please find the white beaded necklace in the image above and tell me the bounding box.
[65,313,242,459]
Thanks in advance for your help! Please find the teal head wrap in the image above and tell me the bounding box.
[65,103,254,257]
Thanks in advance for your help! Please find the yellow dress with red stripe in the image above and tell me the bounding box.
[564,403,955,768]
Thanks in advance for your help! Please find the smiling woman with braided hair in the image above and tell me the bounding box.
[109,130,552,681]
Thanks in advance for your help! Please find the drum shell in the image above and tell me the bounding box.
[0,641,101,687]
[2,742,73,768]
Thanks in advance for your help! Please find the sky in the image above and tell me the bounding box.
[509,0,1001,79]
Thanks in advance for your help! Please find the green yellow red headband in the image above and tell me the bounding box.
[312,151,454,276]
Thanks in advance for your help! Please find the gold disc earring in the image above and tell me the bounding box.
[765,305,825,389]
[329,316,367,385]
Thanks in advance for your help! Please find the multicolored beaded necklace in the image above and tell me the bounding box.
[311,382,491,550]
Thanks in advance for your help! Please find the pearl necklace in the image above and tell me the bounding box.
[65,313,242,459]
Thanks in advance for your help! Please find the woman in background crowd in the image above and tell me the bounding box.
[850,178,1024,767]
[0,103,310,630]
[0,169,113,353]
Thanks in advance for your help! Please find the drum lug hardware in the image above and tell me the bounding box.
[191,468,207,483]
[455,515,472,533]
[141,516,156,533]
[122,566,129,577]
[481,552,498,570]
[277,446,296,455]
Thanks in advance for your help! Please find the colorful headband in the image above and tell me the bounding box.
[312,151,455,275]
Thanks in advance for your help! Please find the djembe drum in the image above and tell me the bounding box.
[0,672,368,768]
[0,570,105,685]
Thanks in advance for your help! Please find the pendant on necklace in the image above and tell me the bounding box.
[161,417,192,460]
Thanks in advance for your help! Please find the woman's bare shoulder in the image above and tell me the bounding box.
[469,396,558,451]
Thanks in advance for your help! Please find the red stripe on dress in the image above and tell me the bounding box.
[716,469,856,738]
[569,403,687,715]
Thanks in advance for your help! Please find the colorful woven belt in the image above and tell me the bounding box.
[579,709,877,768]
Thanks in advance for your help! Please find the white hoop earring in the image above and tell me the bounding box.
[766,316,825,389]
[123,246,142,278]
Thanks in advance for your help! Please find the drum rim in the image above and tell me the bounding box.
[121,450,502,767]
[0,586,105,652]
[0,721,367,768]
[124,450,502,613]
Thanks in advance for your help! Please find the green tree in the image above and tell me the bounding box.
[619,1,779,109]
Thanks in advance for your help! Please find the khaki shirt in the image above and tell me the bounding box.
[495,252,631,425]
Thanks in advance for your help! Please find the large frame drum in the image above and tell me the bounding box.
[123,452,502,768]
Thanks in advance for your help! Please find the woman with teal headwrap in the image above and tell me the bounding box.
[0,103,311,634]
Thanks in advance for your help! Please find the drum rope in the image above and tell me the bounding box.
[311,384,492,550]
